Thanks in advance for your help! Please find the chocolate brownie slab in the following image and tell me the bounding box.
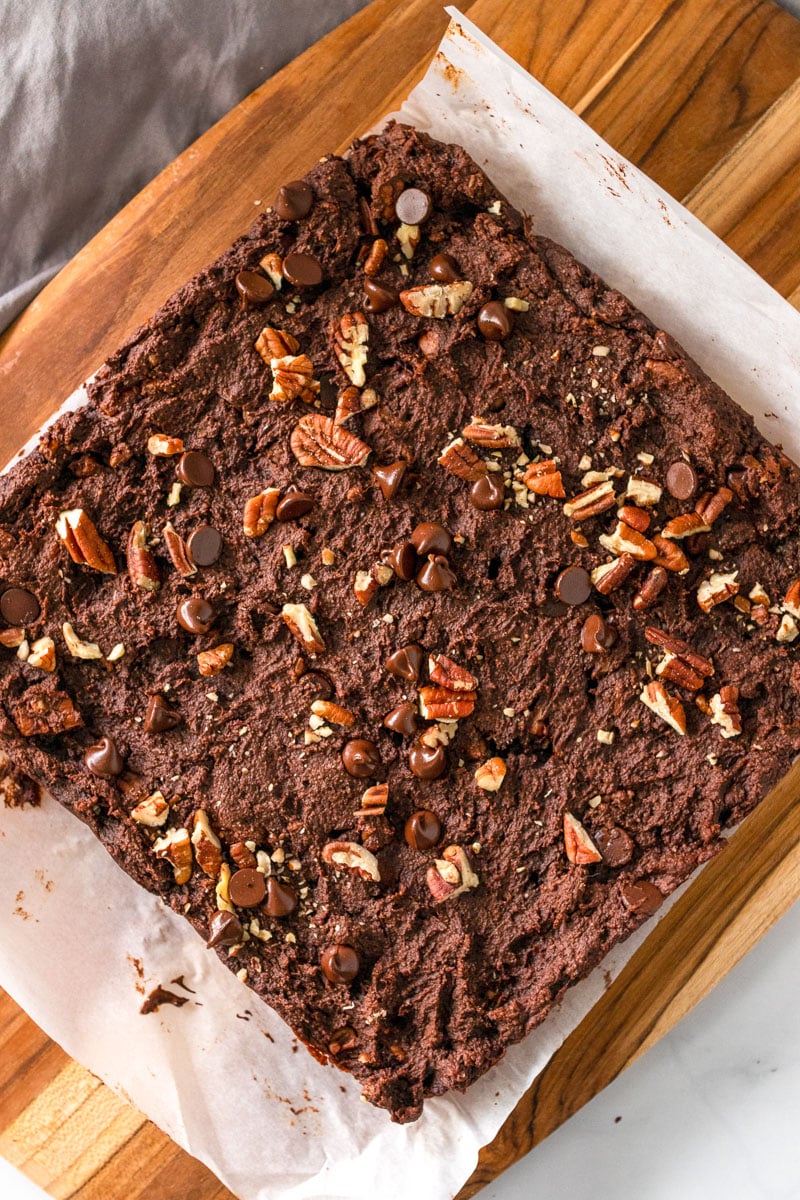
[1,123,799,1122]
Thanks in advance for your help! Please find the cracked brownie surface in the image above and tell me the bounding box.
[1,123,799,1122]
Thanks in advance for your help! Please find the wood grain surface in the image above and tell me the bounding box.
[1,0,799,1197]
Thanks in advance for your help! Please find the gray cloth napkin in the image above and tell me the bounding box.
[0,0,369,333]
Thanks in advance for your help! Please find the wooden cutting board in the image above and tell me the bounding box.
[1,1,800,1196]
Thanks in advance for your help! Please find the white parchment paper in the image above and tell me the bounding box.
[2,12,800,1199]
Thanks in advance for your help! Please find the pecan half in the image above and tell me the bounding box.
[243,489,281,537]
[55,509,117,574]
[126,521,161,592]
[131,790,170,827]
[697,571,739,613]
[255,325,299,362]
[153,826,193,885]
[438,438,486,481]
[563,812,602,865]
[418,685,476,720]
[322,841,381,883]
[474,756,506,792]
[333,312,369,387]
[290,414,370,470]
[192,810,223,877]
[709,685,742,738]
[461,418,520,448]
[399,280,473,317]
[599,521,656,561]
[617,505,651,533]
[428,653,478,691]
[563,481,616,520]
[197,643,234,677]
[652,534,690,574]
[591,553,636,594]
[162,521,196,577]
[524,459,565,498]
[639,680,687,735]
[282,602,325,655]
[633,566,668,611]
[645,627,714,690]
[695,486,733,525]
[426,845,479,903]
[269,353,320,405]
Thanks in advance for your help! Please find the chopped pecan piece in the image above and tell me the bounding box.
[474,756,506,792]
[438,437,486,481]
[617,505,651,533]
[334,385,378,426]
[645,627,714,691]
[599,521,657,561]
[524,459,565,498]
[783,579,800,619]
[356,783,388,817]
[322,841,381,883]
[310,699,356,727]
[290,414,370,470]
[127,521,161,592]
[192,810,223,877]
[153,826,193,885]
[652,534,690,574]
[694,486,733,525]
[62,622,103,660]
[563,812,602,865]
[162,521,196,577]
[243,489,281,537]
[363,238,388,276]
[258,253,283,290]
[0,628,25,648]
[639,680,687,735]
[396,222,420,259]
[696,571,739,613]
[633,566,668,611]
[563,481,616,520]
[282,602,325,655]
[776,613,799,643]
[709,685,742,738]
[428,653,478,691]
[254,325,299,362]
[354,562,393,608]
[426,845,479,903]
[591,553,636,594]
[269,353,320,405]
[333,312,369,387]
[399,280,473,317]
[625,477,663,507]
[147,434,184,456]
[197,643,234,677]
[131,790,170,827]
[9,684,82,736]
[660,512,711,540]
[461,418,520,448]
[418,685,476,720]
[55,508,117,574]
[27,637,56,672]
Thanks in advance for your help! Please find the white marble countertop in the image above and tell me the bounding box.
[2,899,798,1200]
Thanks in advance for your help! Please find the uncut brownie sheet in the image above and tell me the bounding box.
[1,123,799,1123]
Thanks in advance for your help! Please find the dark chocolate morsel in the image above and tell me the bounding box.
[235,270,274,306]
[555,566,591,606]
[229,868,267,908]
[0,587,40,626]
[666,460,699,500]
[276,491,315,521]
[581,613,617,653]
[177,596,216,634]
[621,879,664,915]
[207,910,243,948]
[383,702,418,736]
[85,736,124,778]
[404,809,441,850]
[416,554,456,592]
[429,253,460,283]
[409,740,447,780]
[274,180,314,221]
[410,521,452,556]
[177,451,215,488]
[394,187,431,226]
[388,541,418,581]
[470,475,505,511]
[321,943,359,984]
[342,738,382,778]
[385,644,424,682]
[144,694,182,734]
[187,525,223,566]
[373,460,407,500]
[594,826,634,867]
[282,252,323,288]
[364,278,399,313]
[264,878,297,918]
[477,300,513,341]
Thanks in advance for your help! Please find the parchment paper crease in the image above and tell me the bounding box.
[2,12,800,1199]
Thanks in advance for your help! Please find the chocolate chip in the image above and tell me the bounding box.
[187,525,223,566]
[581,613,617,653]
[385,644,424,682]
[282,252,323,288]
[321,943,359,984]
[341,738,382,778]
[274,491,314,522]
[383,702,418,736]
[469,474,505,511]
[364,278,399,313]
[477,300,513,341]
[144,694,181,734]
[229,868,267,908]
[410,521,452,556]
[429,253,460,283]
[387,541,418,581]
[84,735,124,778]
[594,826,634,867]
[177,451,215,487]
[416,554,456,592]
[274,180,314,221]
[177,595,216,634]
[373,460,407,500]
[404,808,441,850]
[0,587,40,626]
[555,565,591,606]
[621,879,663,915]
[235,270,274,306]
[408,740,447,780]
[394,187,431,226]
[358,195,379,236]
[206,910,243,948]
[665,460,698,500]
[264,878,297,918]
